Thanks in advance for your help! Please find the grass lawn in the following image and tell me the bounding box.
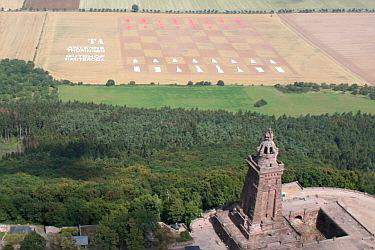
[59,85,375,116]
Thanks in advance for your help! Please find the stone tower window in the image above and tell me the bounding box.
[270,147,274,154]
[264,147,268,154]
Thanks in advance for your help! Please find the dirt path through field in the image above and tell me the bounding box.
[33,12,48,62]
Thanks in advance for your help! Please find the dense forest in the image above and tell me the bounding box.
[0,59,60,101]
[0,59,374,249]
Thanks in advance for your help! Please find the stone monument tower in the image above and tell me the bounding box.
[212,129,372,249]
[212,129,302,249]
[240,128,285,234]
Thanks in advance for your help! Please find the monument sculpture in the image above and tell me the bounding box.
[212,128,302,249]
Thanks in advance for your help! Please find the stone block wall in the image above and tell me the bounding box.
[287,207,320,226]
[210,216,242,250]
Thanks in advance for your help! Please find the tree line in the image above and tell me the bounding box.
[275,82,375,100]
[4,6,374,14]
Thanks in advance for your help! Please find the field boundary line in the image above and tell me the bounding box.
[32,12,48,63]
[277,14,367,85]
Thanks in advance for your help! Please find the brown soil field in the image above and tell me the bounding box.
[0,0,24,9]
[0,12,362,85]
[24,0,80,10]
[281,13,375,85]
[0,12,46,61]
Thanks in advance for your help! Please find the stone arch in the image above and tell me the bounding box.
[294,215,303,220]
[293,215,303,224]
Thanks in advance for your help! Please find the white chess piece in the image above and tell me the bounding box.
[176,66,182,73]
[133,66,141,72]
[275,66,285,73]
[231,59,237,64]
[211,58,218,63]
[192,59,198,64]
[196,65,203,73]
[153,58,159,63]
[132,59,138,64]
[172,58,178,63]
[237,67,244,73]
[216,65,224,74]
[154,66,161,72]
[255,67,264,73]
[250,58,256,64]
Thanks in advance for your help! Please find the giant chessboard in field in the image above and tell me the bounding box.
[23,13,363,84]
[118,16,294,78]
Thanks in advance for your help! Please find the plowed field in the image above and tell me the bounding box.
[0,12,45,61]
[24,0,80,10]
[281,13,375,85]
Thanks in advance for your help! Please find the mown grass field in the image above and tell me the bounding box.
[59,85,375,116]
[79,0,375,11]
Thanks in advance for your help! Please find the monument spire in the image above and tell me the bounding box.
[240,128,285,232]
[255,128,279,167]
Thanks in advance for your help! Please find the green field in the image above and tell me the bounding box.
[79,0,375,11]
[59,85,375,116]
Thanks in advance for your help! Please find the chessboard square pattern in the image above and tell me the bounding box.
[119,16,292,76]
